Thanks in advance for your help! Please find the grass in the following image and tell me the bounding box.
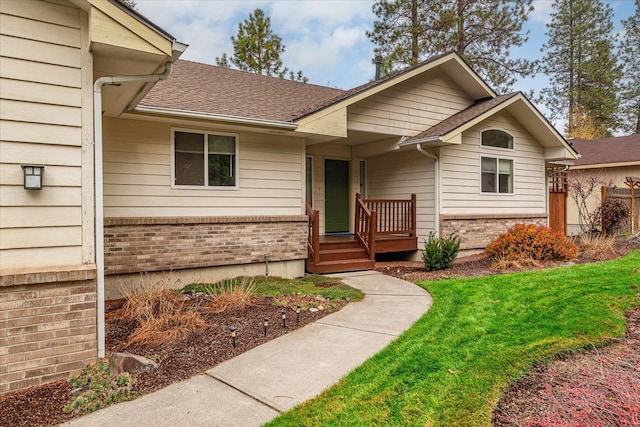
[181,274,364,302]
[266,250,640,427]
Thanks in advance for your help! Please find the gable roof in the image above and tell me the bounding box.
[399,92,578,159]
[138,52,495,125]
[139,60,344,123]
[294,52,495,123]
[407,93,519,141]
[571,134,640,167]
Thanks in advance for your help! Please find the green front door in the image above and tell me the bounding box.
[325,159,350,233]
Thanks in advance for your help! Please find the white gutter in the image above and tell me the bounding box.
[416,144,440,235]
[93,62,173,358]
[399,135,443,146]
[134,105,299,130]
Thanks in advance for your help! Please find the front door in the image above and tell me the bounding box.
[325,159,350,233]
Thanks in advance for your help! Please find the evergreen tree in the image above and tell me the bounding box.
[215,9,307,83]
[367,0,535,92]
[118,0,136,9]
[215,53,231,68]
[540,0,621,138]
[619,0,640,134]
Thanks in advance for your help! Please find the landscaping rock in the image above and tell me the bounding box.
[308,307,318,313]
[109,352,158,376]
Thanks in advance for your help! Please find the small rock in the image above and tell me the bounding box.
[309,307,319,313]
[109,352,158,376]
[317,306,324,311]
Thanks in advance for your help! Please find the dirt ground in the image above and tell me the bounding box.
[2,238,639,427]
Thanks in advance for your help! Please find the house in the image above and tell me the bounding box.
[0,0,185,394]
[0,0,577,394]
[566,135,640,235]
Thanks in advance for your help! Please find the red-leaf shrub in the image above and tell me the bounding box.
[486,223,577,262]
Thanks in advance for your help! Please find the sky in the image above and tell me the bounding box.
[135,0,636,121]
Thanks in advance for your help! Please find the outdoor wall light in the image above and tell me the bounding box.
[22,165,44,190]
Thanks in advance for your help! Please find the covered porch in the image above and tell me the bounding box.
[306,194,418,273]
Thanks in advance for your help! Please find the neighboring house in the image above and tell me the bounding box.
[566,135,640,235]
[0,0,577,394]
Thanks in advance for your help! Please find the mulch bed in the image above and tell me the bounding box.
[492,306,640,426]
[0,294,343,427]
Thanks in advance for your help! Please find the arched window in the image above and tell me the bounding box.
[482,129,513,150]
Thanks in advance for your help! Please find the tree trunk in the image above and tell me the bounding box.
[456,0,464,54]
[411,0,419,65]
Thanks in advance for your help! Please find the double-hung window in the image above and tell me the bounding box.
[480,130,514,194]
[173,130,238,188]
[481,157,513,193]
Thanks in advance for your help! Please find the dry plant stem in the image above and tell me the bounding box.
[206,277,256,313]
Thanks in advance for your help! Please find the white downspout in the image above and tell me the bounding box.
[93,62,173,358]
[416,144,440,236]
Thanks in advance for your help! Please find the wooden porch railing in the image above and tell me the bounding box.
[354,194,377,260]
[305,202,320,265]
[360,193,417,236]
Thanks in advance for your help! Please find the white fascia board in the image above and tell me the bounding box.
[134,105,298,130]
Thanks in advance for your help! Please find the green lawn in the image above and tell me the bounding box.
[266,250,640,427]
[181,274,364,302]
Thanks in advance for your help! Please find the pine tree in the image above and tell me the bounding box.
[367,0,535,92]
[215,9,307,83]
[118,0,136,9]
[619,0,640,134]
[540,0,621,138]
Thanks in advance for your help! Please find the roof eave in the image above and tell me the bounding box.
[134,105,299,130]
[294,52,495,123]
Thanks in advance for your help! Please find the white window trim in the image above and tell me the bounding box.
[480,128,515,152]
[171,127,240,190]
[305,155,314,206]
[480,155,515,195]
[358,159,367,198]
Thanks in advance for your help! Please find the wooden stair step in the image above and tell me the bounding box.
[309,258,375,274]
[319,247,368,262]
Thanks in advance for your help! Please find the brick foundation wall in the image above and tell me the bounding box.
[0,265,97,395]
[440,214,548,250]
[103,216,308,275]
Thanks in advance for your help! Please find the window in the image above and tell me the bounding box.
[305,156,313,205]
[481,157,513,193]
[482,129,513,149]
[174,130,237,187]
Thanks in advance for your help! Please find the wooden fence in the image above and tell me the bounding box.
[602,176,640,234]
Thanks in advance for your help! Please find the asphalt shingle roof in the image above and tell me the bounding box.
[571,134,640,166]
[140,60,345,122]
[140,53,469,123]
[407,93,519,141]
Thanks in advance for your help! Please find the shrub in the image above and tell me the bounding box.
[486,223,577,262]
[598,198,629,235]
[64,360,136,415]
[113,274,207,348]
[114,274,184,323]
[578,234,616,260]
[126,311,207,347]
[422,232,461,271]
[201,277,256,313]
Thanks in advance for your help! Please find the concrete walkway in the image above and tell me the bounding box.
[64,271,432,427]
